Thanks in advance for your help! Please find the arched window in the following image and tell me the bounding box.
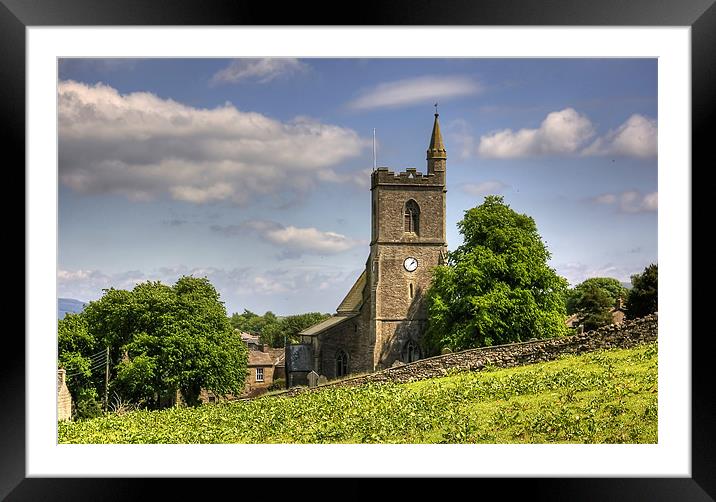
[336,350,349,378]
[404,200,420,234]
[402,340,421,363]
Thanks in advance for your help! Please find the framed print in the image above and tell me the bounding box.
[7,0,712,499]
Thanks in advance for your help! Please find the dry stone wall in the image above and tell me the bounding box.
[275,313,657,398]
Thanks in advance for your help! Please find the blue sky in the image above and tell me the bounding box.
[58,58,657,316]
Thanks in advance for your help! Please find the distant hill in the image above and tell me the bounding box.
[58,298,87,319]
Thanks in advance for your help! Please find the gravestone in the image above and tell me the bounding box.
[317,375,328,385]
[307,370,320,388]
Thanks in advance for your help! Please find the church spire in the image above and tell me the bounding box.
[427,108,446,175]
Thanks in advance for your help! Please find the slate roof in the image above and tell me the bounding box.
[297,264,366,338]
[298,313,357,337]
[269,348,286,367]
[247,350,276,367]
[336,268,367,314]
[239,331,260,344]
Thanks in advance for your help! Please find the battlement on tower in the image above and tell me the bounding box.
[371,167,444,189]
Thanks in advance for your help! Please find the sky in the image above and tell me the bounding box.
[57,58,657,316]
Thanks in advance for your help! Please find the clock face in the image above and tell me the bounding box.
[403,257,418,272]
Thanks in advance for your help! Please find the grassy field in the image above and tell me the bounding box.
[58,342,658,444]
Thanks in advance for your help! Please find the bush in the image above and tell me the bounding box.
[268,378,286,391]
[74,388,103,420]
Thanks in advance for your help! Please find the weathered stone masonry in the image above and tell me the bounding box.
[57,368,72,421]
[278,313,657,398]
[298,113,449,379]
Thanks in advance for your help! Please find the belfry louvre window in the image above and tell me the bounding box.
[404,200,420,234]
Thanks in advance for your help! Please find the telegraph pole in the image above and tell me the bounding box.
[104,346,109,413]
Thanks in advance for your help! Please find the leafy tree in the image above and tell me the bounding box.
[424,196,568,353]
[574,283,615,331]
[230,309,331,347]
[566,277,627,314]
[230,309,280,340]
[230,309,261,333]
[626,264,658,319]
[262,312,331,347]
[57,313,104,419]
[60,276,248,410]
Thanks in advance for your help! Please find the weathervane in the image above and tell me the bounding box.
[434,102,439,116]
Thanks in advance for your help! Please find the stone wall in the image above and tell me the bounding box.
[274,313,657,398]
[57,369,72,421]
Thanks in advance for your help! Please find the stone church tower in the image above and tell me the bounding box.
[298,112,447,379]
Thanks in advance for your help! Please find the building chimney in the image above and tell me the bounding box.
[57,368,66,389]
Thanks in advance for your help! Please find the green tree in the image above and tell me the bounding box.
[57,313,104,419]
[262,312,331,347]
[61,276,248,410]
[574,283,615,331]
[566,277,627,314]
[230,309,281,343]
[230,309,261,333]
[626,263,658,319]
[424,196,568,353]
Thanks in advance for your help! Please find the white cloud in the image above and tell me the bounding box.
[593,190,658,213]
[210,58,309,85]
[58,265,355,313]
[58,80,366,205]
[252,275,290,294]
[211,220,364,257]
[594,193,617,205]
[58,268,147,301]
[478,108,596,158]
[582,114,657,158]
[477,109,657,159]
[461,180,509,196]
[556,262,637,287]
[347,75,482,111]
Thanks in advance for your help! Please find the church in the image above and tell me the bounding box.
[296,112,448,380]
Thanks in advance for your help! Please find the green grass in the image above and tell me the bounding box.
[58,342,658,444]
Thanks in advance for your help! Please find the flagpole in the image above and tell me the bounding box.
[373,128,376,171]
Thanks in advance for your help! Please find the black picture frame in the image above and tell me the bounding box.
[6,0,709,499]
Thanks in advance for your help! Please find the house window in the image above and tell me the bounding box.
[256,367,264,382]
[404,200,420,234]
[208,395,216,403]
[336,350,349,378]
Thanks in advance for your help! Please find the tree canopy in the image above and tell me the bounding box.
[58,276,248,414]
[573,283,615,331]
[626,263,658,319]
[566,277,627,315]
[424,196,568,353]
[565,277,627,331]
[230,309,330,347]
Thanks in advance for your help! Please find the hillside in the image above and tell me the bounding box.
[58,298,86,319]
[58,342,657,444]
